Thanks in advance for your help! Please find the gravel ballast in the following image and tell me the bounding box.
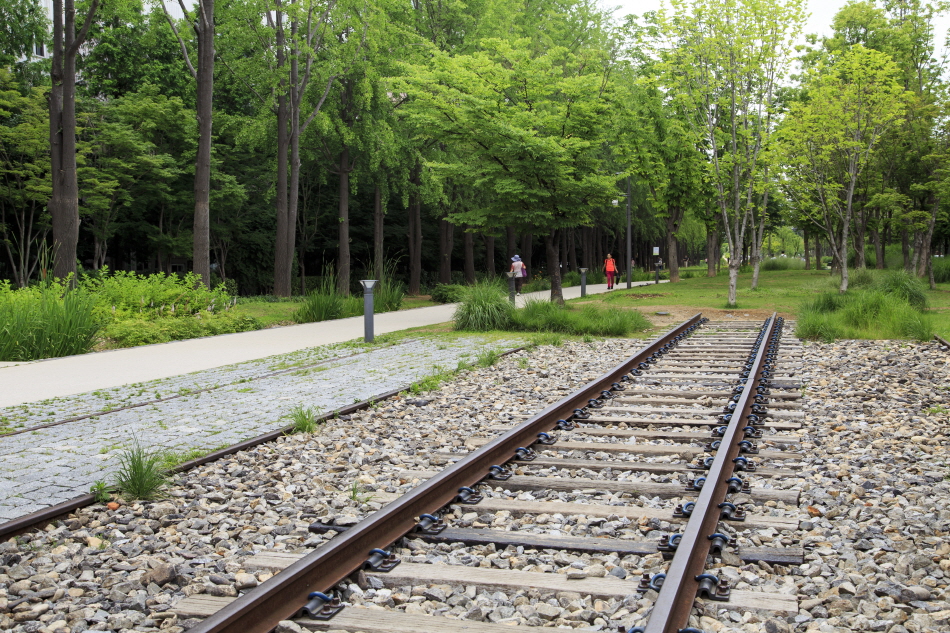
[0,331,947,633]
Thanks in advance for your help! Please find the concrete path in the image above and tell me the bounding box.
[0,281,664,407]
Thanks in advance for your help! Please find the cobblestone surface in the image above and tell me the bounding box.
[0,335,523,522]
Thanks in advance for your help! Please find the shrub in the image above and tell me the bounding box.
[933,257,950,284]
[796,287,932,342]
[81,269,232,320]
[761,257,804,271]
[101,313,260,348]
[453,282,513,331]
[111,440,170,500]
[0,282,102,361]
[562,271,581,287]
[522,276,551,293]
[874,269,927,309]
[509,299,651,336]
[431,284,467,304]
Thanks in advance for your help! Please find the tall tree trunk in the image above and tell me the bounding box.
[705,225,718,278]
[373,184,383,280]
[559,228,568,273]
[272,52,291,296]
[506,226,517,259]
[545,229,563,305]
[49,0,100,282]
[482,234,495,277]
[803,229,810,270]
[408,165,422,295]
[901,229,910,272]
[814,237,821,271]
[438,215,454,284]
[853,203,867,270]
[192,0,213,288]
[568,228,578,272]
[463,230,475,284]
[666,212,682,283]
[336,147,351,295]
[521,232,533,274]
[286,36,301,296]
[870,227,884,269]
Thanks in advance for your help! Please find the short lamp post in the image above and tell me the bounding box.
[360,280,377,342]
[505,271,517,305]
[654,260,662,285]
[579,268,588,297]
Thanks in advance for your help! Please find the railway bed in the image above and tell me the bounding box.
[2,321,949,633]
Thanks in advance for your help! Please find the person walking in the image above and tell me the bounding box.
[510,255,527,295]
[604,253,617,289]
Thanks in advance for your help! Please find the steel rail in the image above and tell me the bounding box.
[935,334,950,349]
[643,313,779,633]
[189,314,705,633]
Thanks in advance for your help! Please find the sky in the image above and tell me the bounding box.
[607,0,950,51]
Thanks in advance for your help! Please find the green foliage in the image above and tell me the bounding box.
[522,277,552,293]
[101,313,260,348]
[874,269,927,309]
[81,270,233,320]
[475,348,501,367]
[934,258,950,284]
[562,271,581,287]
[286,405,322,434]
[111,440,170,501]
[510,299,651,336]
[0,281,102,361]
[453,282,513,331]
[295,271,362,323]
[430,284,467,304]
[90,480,112,503]
[796,289,932,342]
[761,257,805,271]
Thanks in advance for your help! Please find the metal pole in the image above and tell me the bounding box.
[626,175,632,289]
[580,268,588,297]
[361,280,376,343]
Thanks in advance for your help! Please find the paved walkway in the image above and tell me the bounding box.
[0,279,666,523]
[0,281,664,407]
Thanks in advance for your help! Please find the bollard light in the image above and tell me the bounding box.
[360,280,377,342]
[579,268,588,298]
[505,271,517,305]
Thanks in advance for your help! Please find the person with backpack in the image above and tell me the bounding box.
[604,253,617,289]
[510,255,527,295]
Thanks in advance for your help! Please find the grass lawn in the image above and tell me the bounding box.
[232,301,300,327]
[569,267,950,340]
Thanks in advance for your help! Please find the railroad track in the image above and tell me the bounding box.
[163,314,805,633]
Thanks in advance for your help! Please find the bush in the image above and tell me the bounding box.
[874,269,927,309]
[0,282,102,361]
[796,287,932,342]
[101,313,260,348]
[81,269,232,320]
[522,276,551,293]
[453,282,513,331]
[375,278,406,313]
[562,271,581,287]
[508,299,651,336]
[761,257,804,271]
[431,284,468,304]
[934,258,950,284]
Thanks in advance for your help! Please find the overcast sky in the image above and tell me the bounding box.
[606,0,950,52]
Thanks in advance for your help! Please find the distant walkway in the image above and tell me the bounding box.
[0,280,665,408]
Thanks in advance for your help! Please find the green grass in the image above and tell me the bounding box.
[111,440,171,501]
[0,282,102,361]
[232,301,299,326]
[286,405,323,434]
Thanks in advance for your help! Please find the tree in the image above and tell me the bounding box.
[49,0,101,280]
[159,0,214,287]
[403,37,615,303]
[778,45,906,293]
[0,69,50,286]
[657,0,805,305]
[0,0,48,67]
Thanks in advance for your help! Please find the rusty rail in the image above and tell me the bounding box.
[642,313,780,633]
[189,314,705,633]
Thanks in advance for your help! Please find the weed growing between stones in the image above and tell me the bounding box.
[476,348,501,367]
[90,480,112,503]
[111,439,170,501]
[287,405,322,434]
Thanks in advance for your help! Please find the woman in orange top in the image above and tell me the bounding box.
[604,253,617,289]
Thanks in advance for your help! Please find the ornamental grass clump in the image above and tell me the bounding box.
[796,282,933,342]
[453,281,513,331]
[0,281,101,361]
[510,299,650,336]
[111,440,170,501]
